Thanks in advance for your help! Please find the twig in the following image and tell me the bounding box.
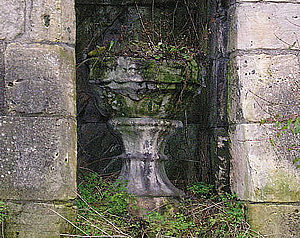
[135,3,155,48]
[49,208,88,236]
[189,201,225,214]
[183,0,200,42]
[75,192,131,238]
[248,89,300,106]
[77,214,112,237]
[1,221,4,238]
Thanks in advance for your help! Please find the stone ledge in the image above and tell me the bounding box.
[4,43,76,116]
[0,116,77,201]
[247,203,300,238]
[228,2,300,51]
[230,123,300,202]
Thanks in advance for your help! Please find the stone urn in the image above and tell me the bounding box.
[90,56,199,207]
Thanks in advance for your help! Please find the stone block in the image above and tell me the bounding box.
[4,201,76,238]
[228,54,300,123]
[247,204,300,238]
[0,0,25,41]
[230,123,300,202]
[0,116,77,201]
[228,3,300,51]
[23,0,75,44]
[4,43,76,116]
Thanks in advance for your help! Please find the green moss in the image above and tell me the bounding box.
[255,171,300,202]
[226,61,234,119]
[142,60,186,83]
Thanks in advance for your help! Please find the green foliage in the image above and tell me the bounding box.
[187,182,214,198]
[0,201,8,224]
[69,171,259,237]
[261,115,300,168]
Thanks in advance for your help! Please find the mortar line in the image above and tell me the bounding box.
[229,49,300,58]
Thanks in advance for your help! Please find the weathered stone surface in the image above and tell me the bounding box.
[0,0,25,41]
[5,43,76,116]
[91,57,200,120]
[110,117,184,197]
[228,53,300,123]
[234,0,300,2]
[208,58,229,127]
[24,0,75,44]
[228,3,300,51]
[210,127,230,193]
[0,116,77,200]
[4,201,76,238]
[76,0,183,5]
[247,204,300,238]
[0,42,5,115]
[165,124,206,184]
[78,122,122,172]
[230,123,300,202]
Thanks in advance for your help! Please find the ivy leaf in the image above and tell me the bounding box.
[293,157,300,164]
[270,138,276,146]
[287,118,293,129]
[275,121,282,128]
[295,117,300,134]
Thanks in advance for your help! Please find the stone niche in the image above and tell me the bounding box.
[76,0,209,185]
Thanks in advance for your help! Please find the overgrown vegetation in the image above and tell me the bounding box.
[0,201,8,237]
[76,0,209,85]
[66,171,261,238]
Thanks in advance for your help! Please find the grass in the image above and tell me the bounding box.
[65,171,262,238]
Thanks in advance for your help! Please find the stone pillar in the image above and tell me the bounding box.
[227,0,300,237]
[207,0,231,192]
[0,0,77,237]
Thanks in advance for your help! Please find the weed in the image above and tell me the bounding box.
[0,201,8,237]
[67,171,261,237]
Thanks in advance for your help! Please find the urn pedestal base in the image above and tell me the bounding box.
[109,117,184,212]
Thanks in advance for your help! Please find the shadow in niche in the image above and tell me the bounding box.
[75,0,211,190]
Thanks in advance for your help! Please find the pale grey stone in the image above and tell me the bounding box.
[5,43,76,116]
[0,42,5,114]
[228,54,300,123]
[228,3,300,51]
[0,0,25,40]
[23,0,75,44]
[230,123,300,202]
[0,116,77,200]
[110,117,184,197]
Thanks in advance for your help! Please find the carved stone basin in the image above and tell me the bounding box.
[91,56,199,120]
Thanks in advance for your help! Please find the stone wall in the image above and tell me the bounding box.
[0,0,77,237]
[227,0,300,237]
